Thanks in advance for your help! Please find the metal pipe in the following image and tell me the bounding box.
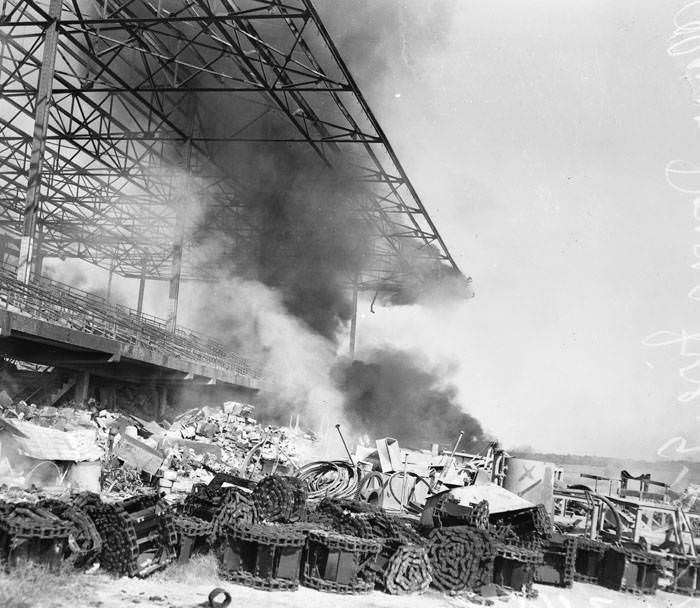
[335,423,355,466]
[439,430,464,483]
[399,453,408,513]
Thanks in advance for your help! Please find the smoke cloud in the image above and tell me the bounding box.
[173,8,485,448]
[315,1,454,93]
[178,275,348,458]
[336,346,486,451]
[192,146,373,340]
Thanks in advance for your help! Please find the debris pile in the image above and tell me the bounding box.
[0,396,688,600]
[0,471,557,600]
[0,397,306,498]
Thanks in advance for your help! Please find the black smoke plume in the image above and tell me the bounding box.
[252,150,371,339]
[193,144,373,340]
[337,347,486,451]
[179,5,489,452]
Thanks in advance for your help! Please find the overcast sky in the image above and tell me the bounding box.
[316,0,700,460]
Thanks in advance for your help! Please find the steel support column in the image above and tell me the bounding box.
[167,218,184,332]
[137,263,147,315]
[31,220,44,277]
[16,0,62,284]
[106,260,115,300]
[167,103,194,333]
[349,276,359,358]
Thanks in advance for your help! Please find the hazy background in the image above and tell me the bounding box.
[45,1,700,460]
[319,0,700,460]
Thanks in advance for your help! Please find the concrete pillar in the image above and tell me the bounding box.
[157,385,168,421]
[74,371,90,406]
[98,385,116,410]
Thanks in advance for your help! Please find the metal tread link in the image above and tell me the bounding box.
[307,529,381,553]
[0,511,71,539]
[224,522,306,547]
[301,573,374,595]
[221,570,299,592]
[175,515,214,538]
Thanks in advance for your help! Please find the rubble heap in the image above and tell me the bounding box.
[0,397,307,499]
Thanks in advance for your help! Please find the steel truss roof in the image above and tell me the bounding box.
[0,0,465,292]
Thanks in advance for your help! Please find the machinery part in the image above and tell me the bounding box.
[0,502,71,569]
[568,489,624,544]
[383,471,431,514]
[72,491,103,511]
[328,499,380,514]
[208,587,232,608]
[302,530,381,594]
[665,555,700,596]
[357,471,384,502]
[533,533,577,588]
[436,431,464,486]
[489,504,552,548]
[430,495,490,530]
[600,546,662,595]
[306,499,418,543]
[216,522,306,591]
[375,541,432,595]
[573,537,608,584]
[360,511,404,542]
[426,526,496,592]
[251,475,307,523]
[388,516,426,546]
[493,543,544,593]
[36,498,102,568]
[86,493,177,577]
[175,516,214,538]
[208,473,256,492]
[175,515,214,563]
[308,499,372,539]
[183,480,256,533]
[297,461,359,503]
[211,489,257,538]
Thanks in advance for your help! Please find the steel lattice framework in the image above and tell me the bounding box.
[0,0,464,295]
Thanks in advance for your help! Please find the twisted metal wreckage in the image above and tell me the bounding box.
[0,394,699,600]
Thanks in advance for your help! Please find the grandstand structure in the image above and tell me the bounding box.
[0,0,466,405]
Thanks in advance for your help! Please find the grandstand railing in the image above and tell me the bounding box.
[0,263,261,381]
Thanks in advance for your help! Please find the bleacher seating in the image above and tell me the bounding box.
[0,264,260,381]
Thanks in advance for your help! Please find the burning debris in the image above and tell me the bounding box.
[338,347,486,451]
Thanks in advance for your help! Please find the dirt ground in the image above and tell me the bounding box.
[88,579,697,608]
[2,556,698,608]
